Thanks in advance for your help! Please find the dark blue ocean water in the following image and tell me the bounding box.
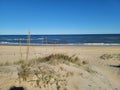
[0,34,120,45]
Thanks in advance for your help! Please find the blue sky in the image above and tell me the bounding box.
[0,0,120,34]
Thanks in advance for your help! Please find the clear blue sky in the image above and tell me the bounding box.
[0,0,120,34]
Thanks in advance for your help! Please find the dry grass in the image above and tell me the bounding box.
[17,63,31,82]
[13,60,25,65]
[84,67,97,73]
[0,61,11,66]
[82,60,89,65]
[17,32,31,83]
[36,54,80,65]
[29,64,68,89]
[0,54,80,66]
[0,54,80,67]
[100,54,120,60]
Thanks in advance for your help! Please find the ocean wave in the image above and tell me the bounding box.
[37,38,44,40]
[0,41,19,45]
[29,43,120,46]
[0,41,120,46]
[81,43,120,45]
[0,41,9,44]
[43,43,120,46]
[53,39,60,41]
[0,38,27,41]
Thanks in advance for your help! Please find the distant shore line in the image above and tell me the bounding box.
[0,43,120,46]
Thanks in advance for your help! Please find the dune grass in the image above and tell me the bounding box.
[0,54,81,67]
[100,54,120,60]
[13,60,25,65]
[0,61,11,66]
[36,54,80,65]
[17,63,31,82]
[84,67,97,73]
[82,60,89,65]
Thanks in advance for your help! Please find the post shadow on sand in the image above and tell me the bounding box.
[109,65,120,68]
[9,86,24,90]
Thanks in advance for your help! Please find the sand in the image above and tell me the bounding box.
[0,45,120,90]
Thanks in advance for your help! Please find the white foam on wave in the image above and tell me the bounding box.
[37,38,44,40]
[0,41,9,44]
[29,43,120,46]
[0,42,120,46]
[0,41,19,45]
[82,43,120,45]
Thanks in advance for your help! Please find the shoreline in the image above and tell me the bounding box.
[0,44,120,46]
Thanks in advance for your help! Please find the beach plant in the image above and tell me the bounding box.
[66,71,74,77]
[0,61,12,66]
[36,54,80,65]
[19,38,23,60]
[100,54,120,60]
[4,61,9,66]
[14,53,80,67]
[26,64,68,89]
[100,54,113,60]
[82,60,89,65]
[13,60,24,65]
[0,61,11,66]
[17,63,31,82]
[112,54,120,60]
[84,67,97,73]
[26,32,30,61]
[0,63,4,66]
[17,32,31,83]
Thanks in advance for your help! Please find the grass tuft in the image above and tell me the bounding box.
[100,54,120,60]
[0,61,11,66]
[85,67,97,73]
[13,60,25,65]
[17,63,31,82]
[36,54,80,65]
[100,54,113,60]
[82,61,89,65]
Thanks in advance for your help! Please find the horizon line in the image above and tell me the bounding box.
[0,33,120,35]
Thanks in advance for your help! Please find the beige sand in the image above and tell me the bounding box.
[0,45,120,90]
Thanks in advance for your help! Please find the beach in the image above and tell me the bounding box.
[1,0,120,89]
[0,45,120,90]
[0,45,120,63]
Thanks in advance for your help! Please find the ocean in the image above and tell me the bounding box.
[0,34,120,45]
